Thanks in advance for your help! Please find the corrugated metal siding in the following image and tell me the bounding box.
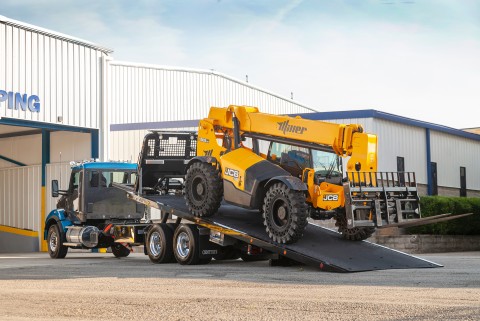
[370,118,427,183]
[0,134,42,168]
[430,131,480,189]
[45,163,72,216]
[0,165,41,231]
[316,117,427,184]
[0,20,106,128]
[107,62,315,125]
[106,62,316,161]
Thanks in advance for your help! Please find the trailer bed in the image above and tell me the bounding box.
[128,193,442,272]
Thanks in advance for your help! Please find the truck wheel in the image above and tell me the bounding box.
[335,214,375,241]
[173,224,201,265]
[112,243,131,258]
[184,162,223,217]
[263,182,308,244]
[47,224,68,259]
[145,224,174,263]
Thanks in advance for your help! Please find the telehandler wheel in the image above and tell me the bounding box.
[184,162,223,217]
[145,224,174,263]
[112,243,131,258]
[262,182,308,244]
[335,214,375,241]
[47,224,68,259]
[173,224,202,265]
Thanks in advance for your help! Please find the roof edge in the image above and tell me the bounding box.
[108,60,318,112]
[295,109,480,142]
[0,15,113,54]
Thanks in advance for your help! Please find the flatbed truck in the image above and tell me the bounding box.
[44,131,442,272]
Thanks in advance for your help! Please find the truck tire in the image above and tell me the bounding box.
[184,162,223,217]
[335,214,375,241]
[145,224,174,263]
[263,182,308,244]
[112,243,131,258]
[47,224,68,259]
[173,224,202,265]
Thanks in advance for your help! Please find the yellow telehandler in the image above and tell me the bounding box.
[184,105,420,244]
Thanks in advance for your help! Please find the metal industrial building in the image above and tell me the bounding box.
[1,15,479,252]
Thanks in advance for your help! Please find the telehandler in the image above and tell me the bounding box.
[184,105,420,244]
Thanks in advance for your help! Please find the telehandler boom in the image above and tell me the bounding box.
[184,105,420,244]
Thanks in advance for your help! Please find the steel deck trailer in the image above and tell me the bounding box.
[123,189,441,272]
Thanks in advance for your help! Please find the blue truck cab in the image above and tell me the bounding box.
[44,161,143,258]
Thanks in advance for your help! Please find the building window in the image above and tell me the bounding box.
[431,162,438,196]
[397,156,405,186]
[460,167,467,197]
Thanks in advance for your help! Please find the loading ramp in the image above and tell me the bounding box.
[128,193,442,273]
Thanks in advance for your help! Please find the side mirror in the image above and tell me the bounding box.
[52,180,59,197]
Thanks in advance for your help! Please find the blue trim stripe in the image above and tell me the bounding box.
[41,129,50,186]
[91,130,99,159]
[294,109,480,141]
[110,119,199,131]
[0,154,26,166]
[71,162,137,170]
[0,117,94,133]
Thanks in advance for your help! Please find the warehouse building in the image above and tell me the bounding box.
[296,110,480,198]
[0,16,314,252]
[1,15,479,252]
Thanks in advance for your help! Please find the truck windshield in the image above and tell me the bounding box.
[88,171,137,188]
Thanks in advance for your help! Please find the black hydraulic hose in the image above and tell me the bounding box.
[232,114,242,149]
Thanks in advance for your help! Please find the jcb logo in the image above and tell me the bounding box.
[224,168,239,179]
[323,194,339,201]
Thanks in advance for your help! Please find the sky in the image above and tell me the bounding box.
[2,0,480,129]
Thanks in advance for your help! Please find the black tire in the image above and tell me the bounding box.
[213,246,240,261]
[173,224,201,265]
[145,224,174,263]
[184,162,223,217]
[47,224,68,259]
[262,182,308,244]
[112,243,131,258]
[335,213,375,241]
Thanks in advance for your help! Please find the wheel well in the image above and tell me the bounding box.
[44,218,59,240]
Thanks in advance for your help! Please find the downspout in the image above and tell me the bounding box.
[99,55,111,161]
[426,128,432,195]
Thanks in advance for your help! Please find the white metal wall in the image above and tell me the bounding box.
[0,17,109,128]
[0,134,42,168]
[430,130,480,189]
[370,118,427,182]
[50,131,91,163]
[0,165,41,231]
[106,61,316,161]
[314,117,428,184]
[45,162,71,217]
